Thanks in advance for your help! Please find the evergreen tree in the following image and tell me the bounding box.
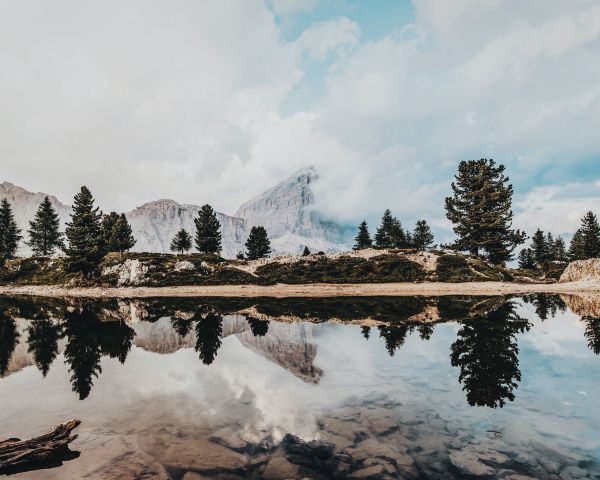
[26,196,64,256]
[170,229,192,254]
[302,246,311,256]
[580,211,600,259]
[194,204,222,254]
[546,233,555,257]
[552,236,568,263]
[64,186,105,275]
[445,159,526,264]
[101,212,119,250]
[375,209,395,248]
[412,219,435,251]
[245,226,271,260]
[354,220,372,250]
[517,248,536,270]
[0,199,22,265]
[390,218,408,248]
[111,214,136,259]
[531,229,550,265]
[568,229,585,261]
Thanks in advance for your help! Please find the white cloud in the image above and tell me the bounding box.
[514,183,600,236]
[0,0,599,238]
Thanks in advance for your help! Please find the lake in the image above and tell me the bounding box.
[0,294,599,479]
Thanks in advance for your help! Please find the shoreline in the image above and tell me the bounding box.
[0,281,598,298]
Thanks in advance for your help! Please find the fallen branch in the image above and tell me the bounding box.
[0,419,81,475]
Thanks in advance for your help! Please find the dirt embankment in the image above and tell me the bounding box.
[0,280,598,299]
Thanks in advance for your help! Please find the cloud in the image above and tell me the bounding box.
[514,182,600,236]
[0,0,599,239]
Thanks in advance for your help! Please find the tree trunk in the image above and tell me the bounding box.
[0,419,81,474]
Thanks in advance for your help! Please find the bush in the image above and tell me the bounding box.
[436,255,475,282]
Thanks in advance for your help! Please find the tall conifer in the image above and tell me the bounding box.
[445,159,525,264]
[0,199,21,265]
[354,221,372,250]
[64,186,105,275]
[412,220,435,251]
[580,211,600,259]
[245,226,271,260]
[170,229,192,254]
[27,196,63,256]
[194,205,222,254]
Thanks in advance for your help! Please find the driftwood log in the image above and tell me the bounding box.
[0,419,81,475]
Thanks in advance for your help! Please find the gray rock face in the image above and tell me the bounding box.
[1,167,351,258]
[235,166,353,255]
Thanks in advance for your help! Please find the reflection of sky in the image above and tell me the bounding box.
[1,300,599,460]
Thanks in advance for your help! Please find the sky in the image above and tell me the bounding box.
[1,0,600,239]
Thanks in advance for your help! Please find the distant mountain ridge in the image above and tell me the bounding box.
[0,167,353,258]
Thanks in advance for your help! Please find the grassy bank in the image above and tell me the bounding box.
[0,249,563,288]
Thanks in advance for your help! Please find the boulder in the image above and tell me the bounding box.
[102,259,149,286]
[174,260,195,271]
[559,259,600,283]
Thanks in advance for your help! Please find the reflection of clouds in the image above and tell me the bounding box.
[518,302,588,358]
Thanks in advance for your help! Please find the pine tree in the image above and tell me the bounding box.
[445,159,526,264]
[546,233,555,257]
[170,229,192,254]
[390,218,408,248]
[517,248,536,270]
[375,209,396,248]
[568,229,585,261]
[101,212,120,251]
[26,196,64,256]
[552,236,568,263]
[0,199,22,265]
[302,246,311,256]
[194,204,222,254]
[354,221,372,250]
[110,214,136,259]
[580,211,600,259]
[531,229,550,265]
[412,219,435,251]
[64,186,105,275]
[245,226,271,260]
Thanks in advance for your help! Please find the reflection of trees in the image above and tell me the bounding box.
[171,316,193,337]
[361,326,371,340]
[378,325,411,357]
[450,300,530,408]
[27,319,62,377]
[63,306,134,400]
[247,316,269,337]
[522,294,566,320]
[195,312,223,365]
[583,317,600,355]
[417,324,434,341]
[0,310,18,377]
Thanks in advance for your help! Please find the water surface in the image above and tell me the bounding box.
[0,295,599,479]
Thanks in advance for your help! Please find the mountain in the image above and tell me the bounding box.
[0,167,352,258]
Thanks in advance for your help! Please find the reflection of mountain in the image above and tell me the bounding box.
[560,294,600,318]
[131,314,322,383]
[237,323,322,384]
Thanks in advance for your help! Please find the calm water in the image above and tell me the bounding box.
[0,295,599,479]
